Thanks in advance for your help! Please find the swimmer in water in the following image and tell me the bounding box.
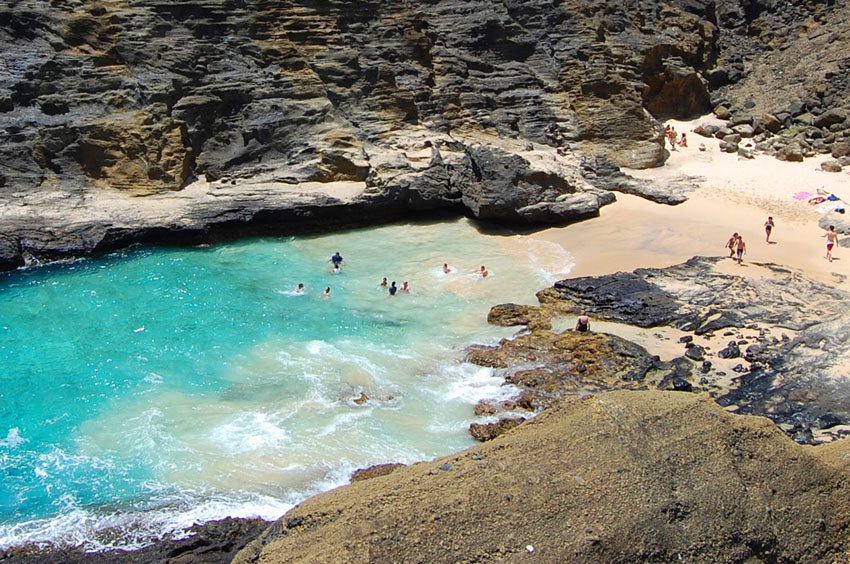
[331,264,341,274]
[295,283,304,294]
[323,287,331,298]
[329,252,344,268]
[401,281,411,293]
[379,277,388,288]
[443,263,452,274]
[388,281,398,296]
[478,265,489,278]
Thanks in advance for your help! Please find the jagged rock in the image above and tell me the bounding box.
[758,113,782,133]
[543,256,850,443]
[813,109,846,129]
[832,141,850,158]
[487,303,542,327]
[718,341,741,359]
[684,345,705,361]
[350,463,406,482]
[469,417,525,442]
[776,141,804,162]
[821,160,843,172]
[474,401,499,417]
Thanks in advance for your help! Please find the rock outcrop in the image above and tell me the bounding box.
[233,392,850,563]
[531,256,850,442]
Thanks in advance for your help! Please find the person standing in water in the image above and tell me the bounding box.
[388,281,398,296]
[442,263,452,274]
[401,281,411,293]
[477,265,489,278]
[764,217,775,243]
[824,225,839,262]
[323,287,331,298]
[735,236,747,265]
[379,277,388,288]
[329,252,344,269]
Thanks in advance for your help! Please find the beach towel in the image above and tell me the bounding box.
[793,191,814,200]
[809,196,826,205]
[814,201,843,214]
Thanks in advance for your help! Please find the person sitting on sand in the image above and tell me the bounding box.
[295,283,304,294]
[401,281,411,293]
[678,133,688,147]
[379,277,388,288]
[477,265,489,278]
[764,216,775,243]
[388,281,398,296]
[574,312,590,332]
[735,236,747,265]
[824,225,839,262]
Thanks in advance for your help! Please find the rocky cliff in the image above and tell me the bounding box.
[4,0,843,270]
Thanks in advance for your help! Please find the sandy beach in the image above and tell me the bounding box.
[533,117,850,289]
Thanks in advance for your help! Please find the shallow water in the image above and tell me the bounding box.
[0,218,573,550]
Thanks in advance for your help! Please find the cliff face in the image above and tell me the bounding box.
[0,0,845,270]
[0,0,716,192]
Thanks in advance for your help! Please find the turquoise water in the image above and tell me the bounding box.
[0,218,573,550]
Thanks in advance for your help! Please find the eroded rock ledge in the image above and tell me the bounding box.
[477,256,850,444]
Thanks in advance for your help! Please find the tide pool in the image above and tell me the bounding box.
[0,218,573,551]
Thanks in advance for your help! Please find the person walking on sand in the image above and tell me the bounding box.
[824,225,839,262]
[666,125,677,151]
[764,217,775,243]
[726,233,739,257]
[735,236,747,265]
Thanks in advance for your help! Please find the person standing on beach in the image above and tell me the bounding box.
[764,217,775,243]
[824,225,839,262]
[735,236,747,265]
[726,233,739,257]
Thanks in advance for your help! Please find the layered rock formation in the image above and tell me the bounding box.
[0,0,774,270]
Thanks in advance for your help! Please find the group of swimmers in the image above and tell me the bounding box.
[292,254,492,299]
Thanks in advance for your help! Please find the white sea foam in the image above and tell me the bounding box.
[0,428,26,448]
[0,491,293,552]
[209,413,289,453]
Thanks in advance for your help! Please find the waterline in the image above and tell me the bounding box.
[0,218,573,549]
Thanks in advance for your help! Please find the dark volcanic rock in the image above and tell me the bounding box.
[540,256,850,443]
[0,518,270,564]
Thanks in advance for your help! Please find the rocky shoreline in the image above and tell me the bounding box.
[472,255,850,445]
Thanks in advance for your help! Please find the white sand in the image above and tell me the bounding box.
[525,117,849,369]
[532,117,850,289]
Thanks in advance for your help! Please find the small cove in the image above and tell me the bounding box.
[0,218,574,550]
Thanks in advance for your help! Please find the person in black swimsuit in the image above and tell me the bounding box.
[574,312,590,332]
[388,281,398,296]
